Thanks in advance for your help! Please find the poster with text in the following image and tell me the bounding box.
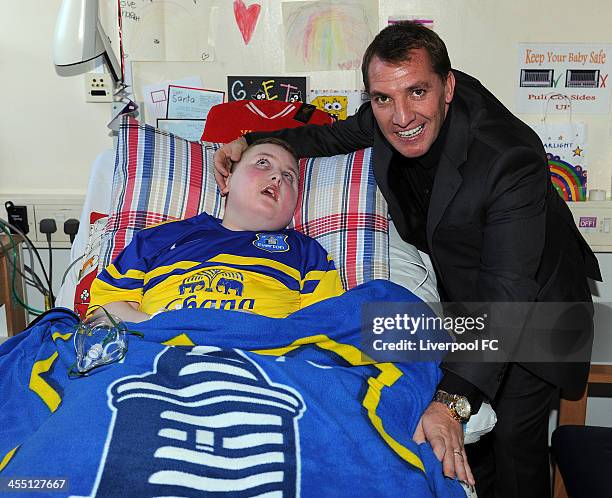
[228,76,308,102]
[516,43,611,114]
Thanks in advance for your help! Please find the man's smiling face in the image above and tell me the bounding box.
[367,48,455,158]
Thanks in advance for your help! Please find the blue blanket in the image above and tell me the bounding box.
[0,280,463,497]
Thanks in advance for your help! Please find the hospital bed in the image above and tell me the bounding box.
[2,114,493,497]
[55,151,441,315]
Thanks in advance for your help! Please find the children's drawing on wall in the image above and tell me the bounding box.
[283,1,378,72]
[228,76,308,102]
[308,89,369,120]
[530,120,589,201]
[233,0,262,45]
[119,0,215,62]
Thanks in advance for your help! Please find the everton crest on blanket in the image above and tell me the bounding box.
[0,281,464,497]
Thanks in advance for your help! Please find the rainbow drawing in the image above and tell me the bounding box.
[547,153,587,201]
[283,2,376,72]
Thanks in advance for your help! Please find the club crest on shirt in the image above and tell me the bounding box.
[253,233,290,253]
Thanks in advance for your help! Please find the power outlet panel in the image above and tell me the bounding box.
[568,201,612,252]
[34,204,82,244]
[85,73,114,103]
[1,195,84,248]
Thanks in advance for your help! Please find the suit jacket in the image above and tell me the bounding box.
[247,70,601,399]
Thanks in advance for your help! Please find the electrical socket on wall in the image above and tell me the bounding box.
[1,195,84,248]
[85,73,114,103]
[34,205,82,244]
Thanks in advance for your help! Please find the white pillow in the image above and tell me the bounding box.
[388,219,440,304]
[465,402,497,444]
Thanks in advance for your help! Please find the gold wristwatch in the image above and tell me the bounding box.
[433,390,472,423]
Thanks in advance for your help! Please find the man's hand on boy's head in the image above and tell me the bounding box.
[214,137,248,196]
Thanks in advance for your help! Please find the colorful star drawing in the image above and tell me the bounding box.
[573,146,583,157]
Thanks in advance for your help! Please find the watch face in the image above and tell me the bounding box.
[454,397,471,419]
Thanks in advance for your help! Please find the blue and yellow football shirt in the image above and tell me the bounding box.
[88,213,344,318]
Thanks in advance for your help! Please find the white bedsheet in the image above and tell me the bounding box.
[55,149,115,309]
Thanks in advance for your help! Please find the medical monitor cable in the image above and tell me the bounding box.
[0,217,54,312]
[0,221,49,313]
[0,226,47,292]
[0,223,45,315]
[61,253,85,287]
[39,219,57,309]
[0,218,50,291]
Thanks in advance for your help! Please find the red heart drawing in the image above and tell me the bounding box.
[233,0,261,45]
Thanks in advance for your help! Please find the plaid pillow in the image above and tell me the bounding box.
[295,150,389,289]
[99,116,389,289]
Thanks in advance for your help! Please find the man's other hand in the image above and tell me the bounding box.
[413,401,475,486]
[213,137,248,196]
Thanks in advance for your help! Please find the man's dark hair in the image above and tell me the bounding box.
[361,21,451,92]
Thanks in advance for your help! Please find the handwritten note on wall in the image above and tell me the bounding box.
[166,86,225,119]
[119,0,215,62]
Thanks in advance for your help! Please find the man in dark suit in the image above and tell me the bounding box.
[214,22,600,497]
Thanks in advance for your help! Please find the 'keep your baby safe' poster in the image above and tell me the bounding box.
[517,43,611,114]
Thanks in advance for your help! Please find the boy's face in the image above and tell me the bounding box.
[223,144,299,231]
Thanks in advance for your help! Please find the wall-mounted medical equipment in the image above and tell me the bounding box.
[53,0,123,82]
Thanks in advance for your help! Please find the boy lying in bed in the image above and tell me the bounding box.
[87,138,344,323]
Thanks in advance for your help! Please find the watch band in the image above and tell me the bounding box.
[433,390,471,422]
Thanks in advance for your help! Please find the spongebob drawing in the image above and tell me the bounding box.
[310,95,349,121]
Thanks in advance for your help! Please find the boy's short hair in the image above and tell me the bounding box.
[231,137,299,172]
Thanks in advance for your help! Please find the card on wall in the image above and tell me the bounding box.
[228,76,308,102]
[157,119,207,142]
[141,76,203,126]
[166,86,225,119]
[530,121,588,201]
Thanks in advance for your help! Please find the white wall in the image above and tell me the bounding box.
[2,0,611,198]
[0,1,111,197]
